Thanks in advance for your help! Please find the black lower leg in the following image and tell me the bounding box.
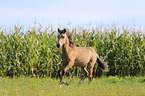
[81,75,87,81]
[89,77,93,84]
[60,70,65,82]
[58,70,61,78]
[79,67,89,83]
[60,70,69,85]
[79,74,88,84]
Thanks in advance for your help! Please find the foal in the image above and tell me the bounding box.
[57,28,109,86]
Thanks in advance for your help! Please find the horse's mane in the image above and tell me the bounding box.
[66,32,75,47]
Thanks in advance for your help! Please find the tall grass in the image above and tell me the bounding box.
[0,25,144,77]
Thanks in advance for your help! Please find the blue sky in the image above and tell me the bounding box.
[0,0,145,29]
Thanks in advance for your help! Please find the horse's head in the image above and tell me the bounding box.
[57,28,68,48]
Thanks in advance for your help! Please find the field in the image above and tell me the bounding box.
[0,76,145,96]
[0,25,145,95]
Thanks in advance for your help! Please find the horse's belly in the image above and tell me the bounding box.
[74,58,90,67]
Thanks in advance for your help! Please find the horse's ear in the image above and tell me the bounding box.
[63,28,67,33]
[58,28,60,33]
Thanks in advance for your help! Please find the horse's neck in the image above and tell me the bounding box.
[62,38,70,54]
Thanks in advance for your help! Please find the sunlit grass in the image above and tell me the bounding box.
[0,76,144,96]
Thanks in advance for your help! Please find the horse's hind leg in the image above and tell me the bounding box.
[88,61,95,85]
[79,66,89,84]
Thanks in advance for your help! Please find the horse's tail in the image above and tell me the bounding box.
[97,56,109,72]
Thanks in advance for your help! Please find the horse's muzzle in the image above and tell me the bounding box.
[57,43,60,48]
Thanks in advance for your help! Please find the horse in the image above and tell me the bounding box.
[57,28,109,86]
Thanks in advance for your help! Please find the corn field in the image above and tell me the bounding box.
[0,25,145,78]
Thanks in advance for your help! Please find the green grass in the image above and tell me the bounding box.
[0,76,145,96]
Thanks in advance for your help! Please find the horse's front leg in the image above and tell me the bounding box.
[58,64,68,87]
[58,69,61,78]
[59,61,74,86]
[60,70,69,85]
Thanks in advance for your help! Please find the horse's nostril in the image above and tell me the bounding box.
[57,44,60,48]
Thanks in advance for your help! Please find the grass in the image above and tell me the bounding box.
[0,76,145,96]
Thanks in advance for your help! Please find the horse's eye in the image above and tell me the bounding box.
[62,36,65,38]
[58,34,65,38]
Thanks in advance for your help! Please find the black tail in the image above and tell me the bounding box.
[97,57,109,72]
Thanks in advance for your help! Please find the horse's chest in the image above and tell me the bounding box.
[62,54,71,63]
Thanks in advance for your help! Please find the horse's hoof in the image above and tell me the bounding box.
[78,80,82,85]
[59,84,61,88]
